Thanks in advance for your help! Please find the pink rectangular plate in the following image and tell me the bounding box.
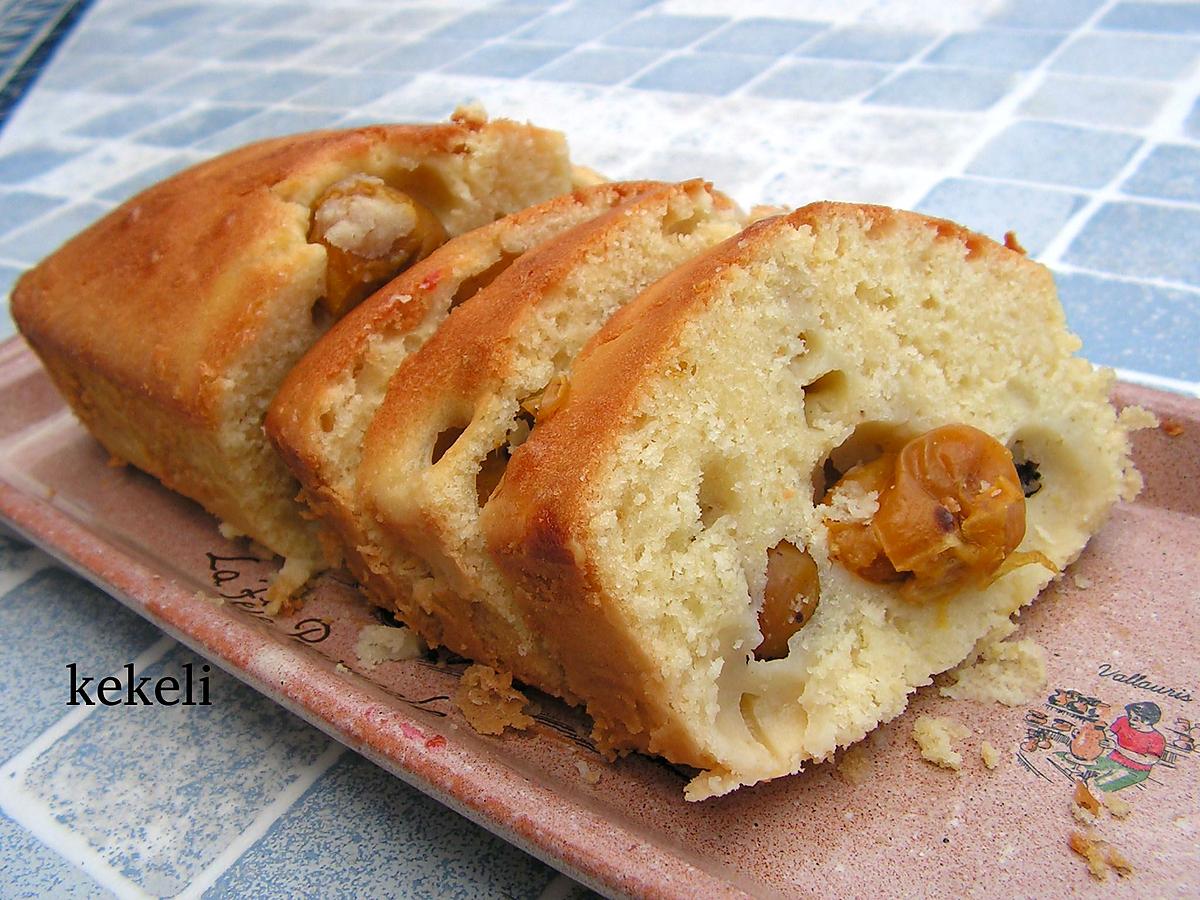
[1,334,1196,899]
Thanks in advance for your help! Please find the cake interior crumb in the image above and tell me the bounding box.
[939,636,1046,707]
[355,623,425,668]
[911,715,970,770]
[980,741,1000,770]
[453,664,534,736]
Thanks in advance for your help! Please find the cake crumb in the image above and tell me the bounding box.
[193,590,224,607]
[911,716,970,770]
[1106,846,1133,878]
[980,741,1001,770]
[1069,831,1109,881]
[1101,791,1133,819]
[836,743,873,785]
[335,662,350,674]
[453,664,534,735]
[355,624,425,668]
[451,101,488,125]
[1117,405,1158,431]
[106,454,127,469]
[1071,572,1093,590]
[1068,830,1134,881]
[1160,418,1184,437]
[574,759,601,785]
[217,521,245,541]
[1074,781,1102,817]
[1003,230,1027,255]
[940,637,1046,707]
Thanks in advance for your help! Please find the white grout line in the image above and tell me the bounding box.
[174,741,345,900]
[1037,20,1200,267]
[0,634,177,900]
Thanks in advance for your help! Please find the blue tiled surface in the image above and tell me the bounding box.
[445,42,568,78]
[697,17,823,56]
[0,811,117,899]
[634,52,771,94]
[602,13,724,49]
[1099,1,1200,33]
[1122,144,1200,204]
[967,121,1142,189]
[925,29,1064,70]
[1051,33,1200,80]
[532,47,659,85]
[916,177,1085,256]
[1058,272,1200,381]
[205,753,558,899]
[800,26,935,62]
[1019,74,1168,128]
[0,200,111,264]
[751,60,890,102]
[0,0,1199,896]
[430,8,542,42]
[865,67,1016,111]
[0,567,161,765]
[0,145,76,183]
[1063,201,1200,285]
[0,190,62,236]
[138,104,257,146]
[18,645,334,896]
[987,0,1102,29]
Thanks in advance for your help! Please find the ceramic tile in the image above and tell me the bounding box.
[751,59,890,102]
[1063,200,1200,285]
[515,6,632,43]
[531,47,659,85]
[1050,33,1200,81]
[17,644,336,897]
[697,17,824,56]
[364,39,478,73]
[916,177,1085,255]
[445,42,568,78]
[1056,271,1200,380]
[633,52,771,94]
[203,753,559,899]
[430,8,544,42]
[865,66,1016,111]
[0,811,118,899]
[0,567,161,765]
[967,120,1142,188]
[1099,1,1200,34]
[0,189,63,237]
[986,0,1101,30]
[1019,74,1168,129]
[0,201,112,264]
[602,13,726,49]
[799,26,936,63]
[924,29,1065,70]
[1123,143,1200,203]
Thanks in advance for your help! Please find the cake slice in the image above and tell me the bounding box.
[266,180,663,600]
[482,203,1141,799]
[355,180,745,696]
[12,111,575,603]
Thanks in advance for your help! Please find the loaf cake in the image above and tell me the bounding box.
[355,180,745,696]
[266,180,663,603]
[12,111,575,602]
[483,203,1141,799]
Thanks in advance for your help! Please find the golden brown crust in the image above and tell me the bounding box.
[483,202,1046,766]
[12,118,573,569]
[13,121,550,420]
